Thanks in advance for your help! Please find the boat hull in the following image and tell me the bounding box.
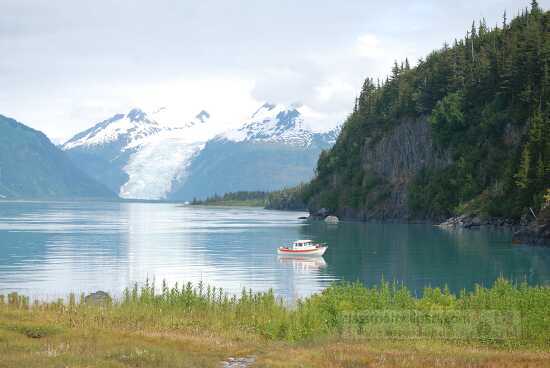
[277,246,327,256]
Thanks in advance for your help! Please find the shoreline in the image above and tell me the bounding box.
[305,208,549,247]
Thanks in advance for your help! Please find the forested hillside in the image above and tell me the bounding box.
[0,115,115,199]
[191,191,269,206]
[294,3,549,221]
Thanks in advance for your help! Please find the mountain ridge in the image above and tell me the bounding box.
[62,103,339,201]
[0,114,116,199]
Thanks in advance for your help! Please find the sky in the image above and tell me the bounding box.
[1,0,547,143]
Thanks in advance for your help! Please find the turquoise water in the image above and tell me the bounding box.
[0,201,549,301]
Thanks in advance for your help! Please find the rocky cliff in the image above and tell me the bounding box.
[325,118,450,221]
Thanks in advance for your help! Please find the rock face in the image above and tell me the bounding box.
[362,118,448,183]
[327,117,450,221]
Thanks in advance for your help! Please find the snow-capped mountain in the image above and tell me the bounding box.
[167,103,340,201]
[216,103,337,147]
[63,103,339,201]
[62,107,215,200]
[63,108,162,151]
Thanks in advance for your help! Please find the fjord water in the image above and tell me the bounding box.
[0,201,549,301]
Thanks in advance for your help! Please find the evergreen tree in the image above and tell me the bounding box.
[531,0,540,14]
[301,5,550,219]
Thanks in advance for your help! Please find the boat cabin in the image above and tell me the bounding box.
[291,239,316,249]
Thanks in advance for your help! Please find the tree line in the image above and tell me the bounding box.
[293,2,550,220]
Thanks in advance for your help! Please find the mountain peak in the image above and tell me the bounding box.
[127,108,147,122]
[262,102,276,110]
[216,103,315,146]
[251,102,277,119]
[275,109,300,129]
[63,108,160,151]
[195,110,210,124]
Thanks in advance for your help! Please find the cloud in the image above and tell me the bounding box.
[251,67,315,106]
[355,33,383,59]
[315,77,355,104]
[1,0,546,140]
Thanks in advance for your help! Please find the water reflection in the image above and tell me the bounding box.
[298,221,550,294]
[0,202,335,301]
[277,256,327,272]
[0,201,549,301]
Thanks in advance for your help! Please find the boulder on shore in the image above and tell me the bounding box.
[84,291,112,305]
[324,215,339,224]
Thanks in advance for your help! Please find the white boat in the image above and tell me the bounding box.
[277,239,327,256]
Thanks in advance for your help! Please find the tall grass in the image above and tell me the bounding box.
[1,278,549,347]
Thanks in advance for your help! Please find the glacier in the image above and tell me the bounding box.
[63,102,340,200]
[120,135,204,199]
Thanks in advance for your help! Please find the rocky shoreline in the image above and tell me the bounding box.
[307,208,550,247]
[437,214,523,230]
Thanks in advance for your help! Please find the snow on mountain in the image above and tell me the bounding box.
[120,136,204,199]
[63,109,162,151]
[62,107,215,200]
[119,111,217,199]
[216,102,334,147]
[168,103,340,201]
[62,102,339,201]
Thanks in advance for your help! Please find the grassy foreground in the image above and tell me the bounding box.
[1,278,549,367]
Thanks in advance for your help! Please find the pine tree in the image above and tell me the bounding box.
[358,78,376,115]
[469,22,477,63]
[391,61,401,80]
[515,145,531,190]
[531,0,540,14]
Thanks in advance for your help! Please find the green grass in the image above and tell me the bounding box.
[1,278,549,367]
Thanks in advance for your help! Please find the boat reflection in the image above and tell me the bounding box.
[277,256,327,273]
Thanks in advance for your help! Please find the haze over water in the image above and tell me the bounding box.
[0,201,549,301]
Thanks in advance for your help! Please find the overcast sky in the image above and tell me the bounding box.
[1,0,547,142]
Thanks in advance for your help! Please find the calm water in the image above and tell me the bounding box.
[0,201,549,301]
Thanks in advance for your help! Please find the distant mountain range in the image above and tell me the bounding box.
[0,114,115,199]
[168,103,338,201]
[62,103,339,200]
